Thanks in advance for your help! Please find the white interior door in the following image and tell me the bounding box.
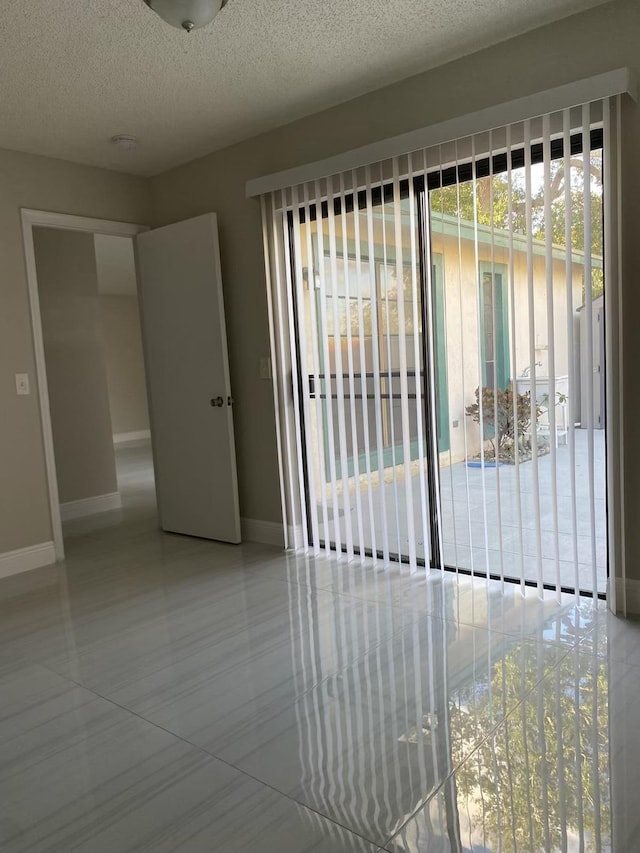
[136,213,241,543]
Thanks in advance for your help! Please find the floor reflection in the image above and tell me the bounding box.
[390,649,609,852]
[279,574,610,850]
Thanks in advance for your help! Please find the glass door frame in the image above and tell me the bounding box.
[286,178,444,569]
[286,127,607,599]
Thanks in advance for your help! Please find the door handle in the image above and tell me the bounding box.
[210,396,224,407]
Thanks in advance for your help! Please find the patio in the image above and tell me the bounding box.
[317,428,606,595]
[438,427,606,594]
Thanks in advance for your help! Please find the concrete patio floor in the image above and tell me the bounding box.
[317,429,606,595]
[438,428,606,594]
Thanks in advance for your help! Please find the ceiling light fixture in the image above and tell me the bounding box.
[143,0,229,33]
[111,135,138,151]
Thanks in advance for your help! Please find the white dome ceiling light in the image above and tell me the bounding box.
[143,0,229,33]
[110,135,138,152]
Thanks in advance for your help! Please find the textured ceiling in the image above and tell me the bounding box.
[1,0,609,176]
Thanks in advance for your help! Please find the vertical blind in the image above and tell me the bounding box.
[260,96,622,602]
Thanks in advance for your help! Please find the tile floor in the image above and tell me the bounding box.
[0,440,637,851]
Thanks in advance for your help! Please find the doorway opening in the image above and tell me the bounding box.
[23,212,155,561]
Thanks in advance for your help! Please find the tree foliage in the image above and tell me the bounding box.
[430,151,604,299]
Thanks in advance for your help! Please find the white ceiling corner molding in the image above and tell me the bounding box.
[246,67,637,198]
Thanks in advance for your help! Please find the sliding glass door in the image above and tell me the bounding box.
[429,125,606,595]
[286,108,608,597]
[293,183,431,564]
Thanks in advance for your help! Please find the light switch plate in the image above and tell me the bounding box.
[15,373,30,396]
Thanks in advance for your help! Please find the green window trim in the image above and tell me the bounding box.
[479,261,510,390]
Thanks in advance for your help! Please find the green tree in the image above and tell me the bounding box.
[430,150,604,301]
[430,174,526,233]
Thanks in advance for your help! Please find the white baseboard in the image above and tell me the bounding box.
[613,577,640,615]
[60,491,122,522]
[113,430,151,444]
[241,517,285,547]
[0,541,56,579]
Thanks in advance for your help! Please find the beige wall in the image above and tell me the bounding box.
[34,228,118,505]
[93,233,149,436]
[98,294,150,437]
[0,148,150,552]
[149,0,640,569]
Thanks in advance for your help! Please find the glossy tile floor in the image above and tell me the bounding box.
[1,440,638,851]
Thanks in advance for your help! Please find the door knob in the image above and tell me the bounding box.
[210,396,224,407]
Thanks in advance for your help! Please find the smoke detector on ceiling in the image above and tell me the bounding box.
[110,135,138,152]
[143,0,229,33]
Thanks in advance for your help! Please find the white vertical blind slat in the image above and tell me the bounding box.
[454,140,476,577]
[524,119,544,593]
[270,192,304,546]
[315,179,343,553]
[563,110,580,600]
[302,183,329,554]
[488,130,506,590]
[408,162,431,567]
[391,157,418,568]
[326,175,354,558]
[617,95,626,616]
[471,136,492,580]
[290,185,318,551]
[378,165,403,560]
[259,194,290,546]
[542,114,561,599]
[351,171,377,558]
[364,165,391,563]
[280,190,310,550]
[582,104,598,597]
[338,174,365,558]
[431,153,458,572]
[420,152,445,572]
[602,97,616,613]
[506,124,526,590]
